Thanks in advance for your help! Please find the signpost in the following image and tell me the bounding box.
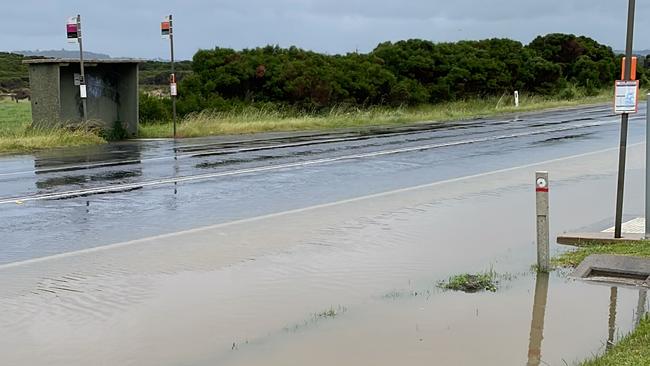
[614,0,637,239]
[162,15,177,138]
[67,15,88,122]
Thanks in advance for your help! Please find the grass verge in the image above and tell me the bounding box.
[139,91,613,138]
[580,316,650,366]
[437,271,498,293]
[0,100,105,154]
[552,241,650,268]
[553,241,650,365]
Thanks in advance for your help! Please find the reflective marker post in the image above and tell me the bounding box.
[536,172,550,273]
[514,90,520,108]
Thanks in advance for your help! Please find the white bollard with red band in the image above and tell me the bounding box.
[536,172,550,272]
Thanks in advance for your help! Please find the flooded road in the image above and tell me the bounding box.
[0,104,648,264]
[1,116,649,366]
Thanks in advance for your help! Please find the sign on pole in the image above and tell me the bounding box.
[614,80,639,114]
[162,14,177,138]
[66,15,88,121]
[161,16,171,39]
[170,74,178,96]
[66,17,79,43]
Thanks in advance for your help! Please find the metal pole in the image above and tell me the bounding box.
[77,14,88,122]
[169,14,177,139]
[646,94,650,238]
[536,172,550,272]
[614,0,636,238]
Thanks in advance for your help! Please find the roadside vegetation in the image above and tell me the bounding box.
[580,316,650,366]
[139,90,611,138]
[0,33,645,152]
[0,100,104,154]
[0,52,29,91]
[553,241,650,268]
[553,241,650,365]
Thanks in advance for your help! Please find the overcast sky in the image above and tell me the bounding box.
[2,0,649,60]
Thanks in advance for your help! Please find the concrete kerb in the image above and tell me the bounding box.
[557,218,647,246]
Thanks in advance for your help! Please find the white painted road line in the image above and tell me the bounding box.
[0,120,625,204]
[0,142,641,270]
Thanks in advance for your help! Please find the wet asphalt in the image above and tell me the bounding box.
[0,104,647,264]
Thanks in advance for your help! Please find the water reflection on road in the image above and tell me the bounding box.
[526,272,549,366]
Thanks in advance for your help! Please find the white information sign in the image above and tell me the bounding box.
[80,85,87,99]
[614,80,639,114]
[170,83,178,96]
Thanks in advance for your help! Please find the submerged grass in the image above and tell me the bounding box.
[438,270,499,293]
[139,91,613,138]
[0,100,104,154]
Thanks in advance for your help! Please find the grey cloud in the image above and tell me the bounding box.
[0,0,648,59]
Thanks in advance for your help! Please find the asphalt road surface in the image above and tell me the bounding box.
[0,104,647,264]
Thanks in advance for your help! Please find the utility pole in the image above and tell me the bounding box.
[162,15,177,138]
[614,0,636,238]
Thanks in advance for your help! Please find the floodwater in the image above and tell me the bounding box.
[0,142,648,365]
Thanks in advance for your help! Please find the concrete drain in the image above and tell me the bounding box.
[571,254,650,287]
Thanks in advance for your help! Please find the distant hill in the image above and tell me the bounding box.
[13,49,111,59]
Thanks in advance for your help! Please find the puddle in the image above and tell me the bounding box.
[222,273,648,366]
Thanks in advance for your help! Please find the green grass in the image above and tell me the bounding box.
[552,241,650,268]
[139,91,613,138]
[438,271,499,293]
[0,100,105,154]
[0,89,619,153]
[580,316,650,366]
[553,242,650,365]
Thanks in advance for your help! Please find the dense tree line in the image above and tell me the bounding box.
[0,52,29,91]
[139,60,192,86]
[144,33,646,121]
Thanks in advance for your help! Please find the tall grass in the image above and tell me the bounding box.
[0,100,104,154]
[139,91,613,138]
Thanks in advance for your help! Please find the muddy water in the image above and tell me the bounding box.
[0,145,648,365]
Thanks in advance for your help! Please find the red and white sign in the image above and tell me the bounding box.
[161,16,171,39]
[66,16,79,43]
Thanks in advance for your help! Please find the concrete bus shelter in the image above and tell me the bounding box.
[24,59,140,136]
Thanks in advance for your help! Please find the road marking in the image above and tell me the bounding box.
[0,120,626,204]
[0,110,630,178]
[0,142,642,270]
